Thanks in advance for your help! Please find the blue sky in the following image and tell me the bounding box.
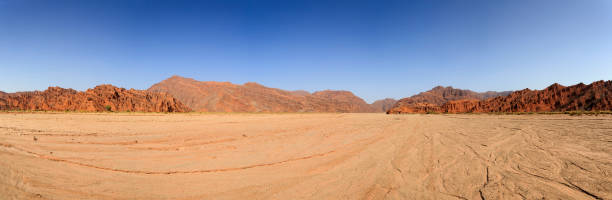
[0,0,611,102]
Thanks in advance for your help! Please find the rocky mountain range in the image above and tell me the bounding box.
[148,76,387,112]
[387,86,511,113]
[388,80,612,113]
[2,76,610,113]
[439,80,612,113]
[0,85,190,112]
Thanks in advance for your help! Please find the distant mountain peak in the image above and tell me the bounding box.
[546,83,564,90]
[388,85,511,113]
[431,85,450,90]
[167,75,190,81]
[370,98,397,112]
[148,76,377,112]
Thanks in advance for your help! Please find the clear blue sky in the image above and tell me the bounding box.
[0,0,611,102]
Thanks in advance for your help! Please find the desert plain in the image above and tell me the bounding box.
[0,113,610,200]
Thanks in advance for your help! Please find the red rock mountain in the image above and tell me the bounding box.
[370,98,397,112]
[0,85,190,112]
[148,76,377,112]
[311,90,376,112]
[388,81,612,114]
[387,86,511,113]
[438,81,612,113]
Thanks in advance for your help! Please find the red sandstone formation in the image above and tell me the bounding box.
[370,98,397,113]
[312,90,375,112]
[388,81,612,114]
[387,86,510,113]
[439,81,612,113]
[148,75,377,112]
[0,85,190,112]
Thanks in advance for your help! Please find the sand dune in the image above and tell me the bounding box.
[0,113,610,199]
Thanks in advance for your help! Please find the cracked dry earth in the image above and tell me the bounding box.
[0,113,610,200]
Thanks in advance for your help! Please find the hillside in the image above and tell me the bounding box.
[148,76,377,112]
[440,80,612,113]
[387,86,510,113]
[370,98,397,112]
[0,85,190,112]
[388,81,612,114]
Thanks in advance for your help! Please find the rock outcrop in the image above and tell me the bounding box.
[439,81,612,113]
[387,86,510,113]
[388,81,612,114]
[370,98,397,113]
[148,76,377,112]
[0,85,190,112]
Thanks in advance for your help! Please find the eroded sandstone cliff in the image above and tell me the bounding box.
[387,86,510,113]
[0,85,190,112]
[439,81,612,113]
[388,81,611,113]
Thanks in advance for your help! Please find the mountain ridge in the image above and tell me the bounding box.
[387,86,511,113]
[148,75,383,112]
[387,80,612,113]
[0,85,190,112]
[2,76,609,114]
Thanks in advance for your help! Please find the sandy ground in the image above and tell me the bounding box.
[0,113,610,200]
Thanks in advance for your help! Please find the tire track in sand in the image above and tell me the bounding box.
[0,142,337,174]
[0,119,403,175]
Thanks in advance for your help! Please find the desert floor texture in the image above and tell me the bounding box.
[0,113,610,200]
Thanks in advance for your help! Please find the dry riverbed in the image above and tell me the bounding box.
[0,113,610,199]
